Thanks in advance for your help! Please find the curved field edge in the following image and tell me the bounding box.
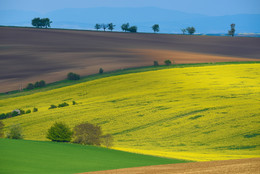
[83,158,260,174]
[1,61,259,100]
[0,139,188,174]
[1,63,260,161]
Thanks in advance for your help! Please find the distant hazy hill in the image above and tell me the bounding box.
[0,7,260,33]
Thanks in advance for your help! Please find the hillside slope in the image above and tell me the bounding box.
[1,63,260,161]
[0,139,186,174]
[0,27,260,92]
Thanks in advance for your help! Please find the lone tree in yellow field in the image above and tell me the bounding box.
[47,122,73,142]
[73,123,103,146]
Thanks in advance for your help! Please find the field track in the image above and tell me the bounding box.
[83,158,260,174]
[0,27,260,92]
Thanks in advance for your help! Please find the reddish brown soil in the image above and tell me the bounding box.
[0,27,259,92]
[82,158,260,174]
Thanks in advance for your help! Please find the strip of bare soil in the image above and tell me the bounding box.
[82,158,260,174]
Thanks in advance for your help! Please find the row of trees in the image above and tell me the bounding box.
[26,80,46,90]
[0,121,113,148]
[32,18,52,28]
[0,108,38,120]
[95,23,138,33]
[31,18,236,36]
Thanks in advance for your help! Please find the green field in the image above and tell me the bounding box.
[1,62,260,161]
[0,139,187,174]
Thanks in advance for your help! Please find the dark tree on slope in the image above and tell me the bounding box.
[46,122,73,142]
[128,26,137,33]
[228,23,236,37]
[121,23,129,32]
[186,27,196,35]
[101,24,108,31]
[67,72,80,80]
[181,28,186,35]
[152,24,160,33]
[108,23,116,31]
[95,24,101,31]
[31,18,52,28]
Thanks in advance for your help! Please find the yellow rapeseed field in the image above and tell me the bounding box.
[1,64,260,161]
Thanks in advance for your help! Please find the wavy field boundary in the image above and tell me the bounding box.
[1,63,260,161]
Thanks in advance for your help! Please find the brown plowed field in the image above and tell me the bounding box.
[83,158,260,174]
[0,27,260,92]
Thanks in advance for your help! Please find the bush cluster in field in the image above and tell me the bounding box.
[0,101,76,120]
[0,108,38,120]
[48,101,76,109]
[47,122,113,148]
[26,80,46,90]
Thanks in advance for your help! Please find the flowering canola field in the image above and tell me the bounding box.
[1,64,260,161]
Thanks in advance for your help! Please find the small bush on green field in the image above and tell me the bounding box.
[67,72,80,80]
[0,121,4,138]
[99,68,104,74]
[49,105,57,109]
[72,101,77,105]
[6,124,23,139]
[154,61,159,66]
[33,107,38,112]
[26,109,31,114]
[47,122,73,142]
[164,60,172,66]
[58,102,69,108]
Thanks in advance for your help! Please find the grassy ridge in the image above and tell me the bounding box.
[1,63,260,161]
[0,139,187,174]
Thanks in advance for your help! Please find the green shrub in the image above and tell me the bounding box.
[33,108,38,112]
[58,102,69,108]
[46,122,73,142]
[39,80,46,87]
[67,72,80,80]
[49,105,57,109]
[128,26,137,33]
[26,109,31,114]
[99,68,104,74]
[153,61,159,66]
[19,109,25,115]
[26,83,34,90]
[34,81,40,88]
[0,113,7,120]
[6,124,23,139]
[164,60,172,66]
[12,111,19,117]
[72,101,77,105]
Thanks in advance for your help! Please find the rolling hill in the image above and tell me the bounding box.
[1,63,259,161]
[0,27,260,92]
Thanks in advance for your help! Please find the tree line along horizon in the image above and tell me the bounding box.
[31,17,236,36]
